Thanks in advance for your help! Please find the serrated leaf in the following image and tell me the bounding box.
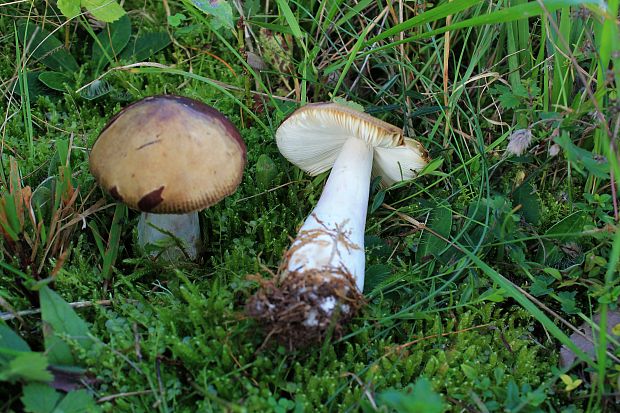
[557,291,579,315]
[92,14,131,73]
[21,383,61,413]
[38,72,72,92]
[83,0,126,22]
[530,275,554,297]
[119,32,171,61]
[192,0,234,30]
[5,352,53,382]
[331,97,364,112]
[494,85,520,109]
[17,22,79,72]
[57,0,81,19]
[40,286,92,366]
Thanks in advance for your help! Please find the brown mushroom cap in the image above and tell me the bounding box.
[90,95,246,213]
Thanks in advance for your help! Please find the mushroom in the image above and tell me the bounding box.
[89,95,246,261]
[247,102,429,346]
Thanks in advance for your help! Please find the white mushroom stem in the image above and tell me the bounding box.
[285,136,373,293]
[137,212,201,261]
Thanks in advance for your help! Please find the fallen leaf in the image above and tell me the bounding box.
[560,310,620,368]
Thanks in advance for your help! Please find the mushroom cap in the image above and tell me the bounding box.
[90,95,246,213]
[276,102,429,185]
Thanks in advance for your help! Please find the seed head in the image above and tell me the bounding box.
[506,128,533,156]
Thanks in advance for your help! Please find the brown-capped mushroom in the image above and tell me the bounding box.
[89,95,246,260]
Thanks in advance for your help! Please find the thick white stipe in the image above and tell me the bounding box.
[138,212,201,261]
[285,136,373,292]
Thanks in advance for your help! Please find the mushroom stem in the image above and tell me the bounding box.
[137,212,200,261]
[246,137,372,347]
[285,136,373,291]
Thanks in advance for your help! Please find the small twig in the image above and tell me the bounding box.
[133,323,142,362]
[1,299,112,321]
[75,62,298,102]
[153,356,166,410]
[342,372,377,409]
[387,323,492,354]
[97,390,153,403]
[234,180,309,203]
[382,203,464,253]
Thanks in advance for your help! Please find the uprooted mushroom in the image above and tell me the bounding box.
[247,102,429,347]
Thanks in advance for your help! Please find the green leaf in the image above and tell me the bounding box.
[417,203,452,262]
[513,182,541,224]
[275,0,303,38]
[537,211,589,264]
[4,352,53,382]
[0,323,31,352]
[377,377,445,413]
[495,84,521,109]
[57,0,81,20]
[192,0,234,30]
[40,286,92,366]
[55,389,101,413]
[12,71,47,100]
[83,0,126,23]
[331,97,364,112]
[17,22,79,72]
[167,13,187,27]
[458,247,595,366]
[368,0,481,43]
[119,32,171,61]
[38,72,72,92]
[255,154,278,189]
[479,287,507,303]
[418,157,444,177]
[558,291,580,315]
[92,14,131,73]
[530,275,554,297]
[461,363,478,380]
[363,264,392,294]
[555,132,610,179]
[370,190,385,214]
[21,383,61,413]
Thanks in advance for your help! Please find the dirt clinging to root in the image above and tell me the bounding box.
[246,267,364,350]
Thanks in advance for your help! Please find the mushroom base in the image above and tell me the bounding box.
[137,212,201,261]
[246,268,364,350]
